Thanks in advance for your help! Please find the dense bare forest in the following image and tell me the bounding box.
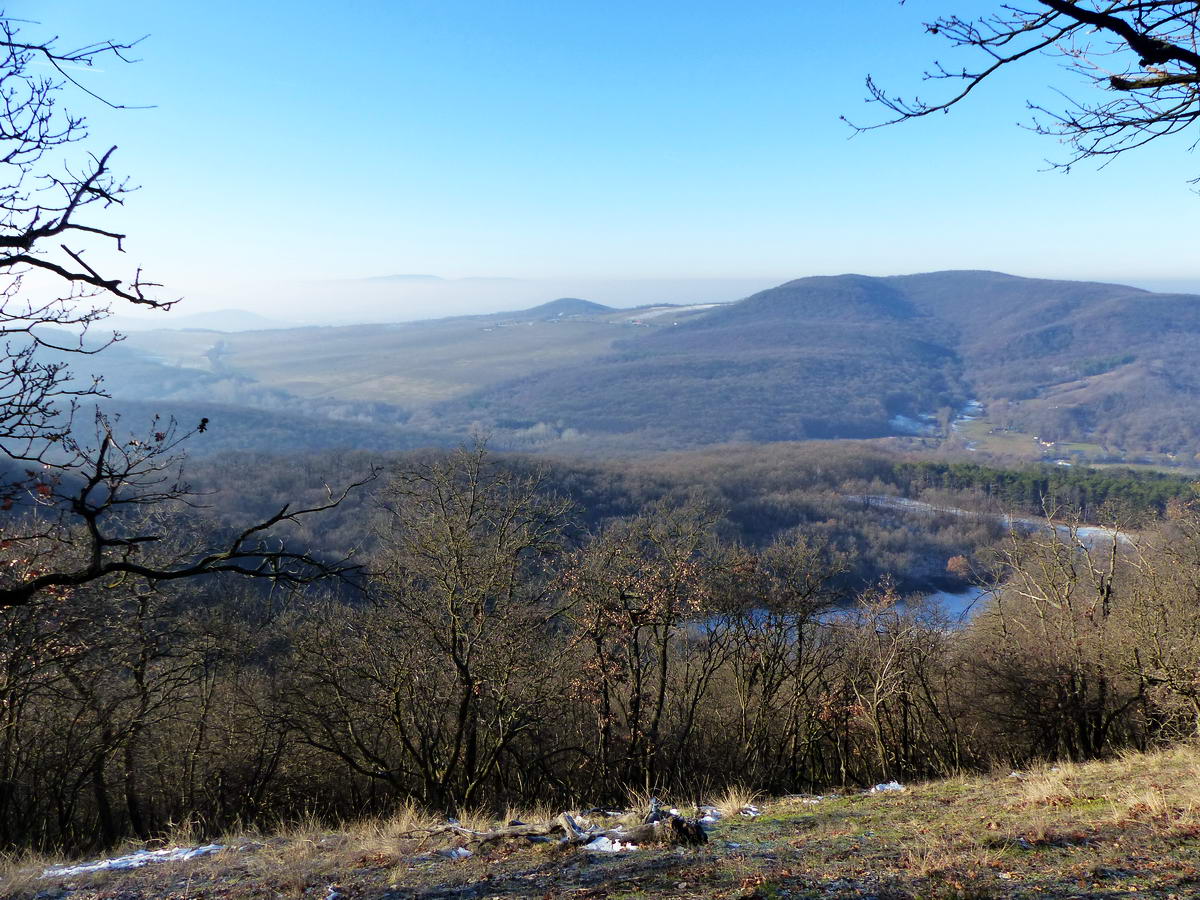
[3,443,1199,854]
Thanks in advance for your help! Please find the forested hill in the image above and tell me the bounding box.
[519,297,614,318]
[886,271,1200,452]
[442,275,964,446]
[438,270,1200,453]
[98,270,1200,458]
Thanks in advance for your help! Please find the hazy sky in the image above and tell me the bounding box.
[22,1,1200,322]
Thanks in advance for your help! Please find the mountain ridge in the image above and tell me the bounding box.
[101,270,1200,458]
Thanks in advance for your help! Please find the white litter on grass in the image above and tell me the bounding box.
[584,835,638,852]
[438,847,473,859]
[42,844,224,878]
[871,781,905,793]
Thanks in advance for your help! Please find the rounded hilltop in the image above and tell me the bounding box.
[521,297,614,318]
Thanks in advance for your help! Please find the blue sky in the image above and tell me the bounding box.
[22,1,1200,321]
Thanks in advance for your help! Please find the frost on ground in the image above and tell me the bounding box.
[698,802,760,824]
[871,781,905,793]
[583,835,638,852]
[42,844,224,878]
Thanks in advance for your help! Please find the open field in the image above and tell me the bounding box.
[949,418,1190,469]
[120,318,634,406]
[116,302,725,410]
[12,744,1200,899]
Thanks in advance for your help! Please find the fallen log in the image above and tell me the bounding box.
[408,819,563,847]
[609,815,707,847]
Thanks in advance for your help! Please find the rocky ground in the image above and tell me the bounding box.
[7,744,1200,899]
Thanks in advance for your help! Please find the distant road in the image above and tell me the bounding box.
[847,494,1133,546]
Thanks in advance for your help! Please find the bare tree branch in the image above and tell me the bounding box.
[855,2,1200,179]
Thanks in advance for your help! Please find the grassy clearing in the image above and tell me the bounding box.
[953,417,1200,476]
[121,316,638,406]
[9,744,1200,898]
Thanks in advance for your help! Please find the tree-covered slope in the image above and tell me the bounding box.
[87,271,1200,456]
[438,275,968,446]
[889,271,1200,451]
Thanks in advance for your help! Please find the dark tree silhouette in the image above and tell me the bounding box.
[0,14,367,606]
[853,2,1200,176]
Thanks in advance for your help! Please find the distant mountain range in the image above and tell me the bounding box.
[85,272,1200,461]
[360,273,522,283]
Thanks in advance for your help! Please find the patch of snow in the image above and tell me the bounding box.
[871,781,905,793]
[631,303,720,321]
[42,844,224,878]
[323,888,342,900]
[739,805,762,818]
[438,846,473,859]
[584,835,638,852]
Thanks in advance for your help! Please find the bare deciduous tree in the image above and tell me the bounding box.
[0,15,368,605]
[854,2,1200,177]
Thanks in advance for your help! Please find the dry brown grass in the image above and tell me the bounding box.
[345,800,442,858]
[621,785,657,820]
[1104,745,1200,833]
[19,743,1200,900]
[1016,762,1078,808]
[713,784,762,819]
[901,840,958,878]
[0,849,55,897]
[501,802,559,828]
[1117,785,1171,821]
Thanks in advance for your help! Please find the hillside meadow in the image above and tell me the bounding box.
[10,744,1200,899]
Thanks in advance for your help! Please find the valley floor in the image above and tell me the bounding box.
[9,744,1200,899]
